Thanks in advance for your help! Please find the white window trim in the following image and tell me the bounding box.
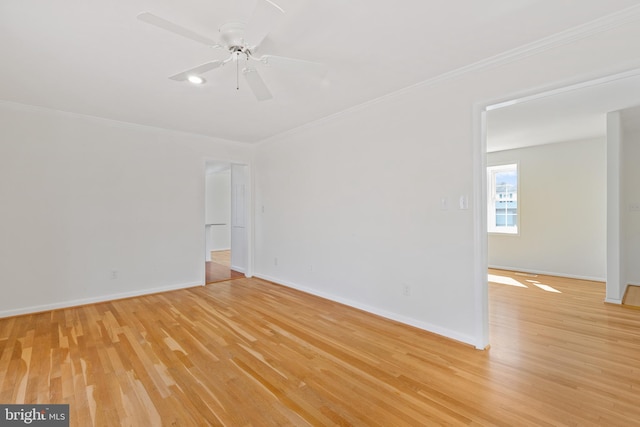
[487,163,519,235]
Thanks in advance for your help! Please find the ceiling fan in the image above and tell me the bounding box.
[137,0,327,101]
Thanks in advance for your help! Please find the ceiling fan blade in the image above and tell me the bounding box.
[243,68,273,101]
[169,60,224,81]
[244,0,285,48]
[260,55,328,78]
[137,12,220,48]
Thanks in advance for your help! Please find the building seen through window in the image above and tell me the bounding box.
[488,164,518,234]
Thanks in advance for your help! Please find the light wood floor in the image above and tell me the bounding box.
[210,250,231,267]
[1,270,640,425]
[205,250,243,284]
[623,284,640,308]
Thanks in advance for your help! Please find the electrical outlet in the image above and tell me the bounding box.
[274,257,278,266]
[440,197,448,211]
[402,284,411,296]
[111,270,118,280]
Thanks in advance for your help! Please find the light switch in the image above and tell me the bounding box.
[459,195,469,210]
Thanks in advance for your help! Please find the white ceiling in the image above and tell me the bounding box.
[487,72,640,152]
[1,0,640,143]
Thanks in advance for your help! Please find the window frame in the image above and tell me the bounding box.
[487,163,519,235]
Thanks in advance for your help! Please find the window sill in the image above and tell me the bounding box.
[488,231,520,237]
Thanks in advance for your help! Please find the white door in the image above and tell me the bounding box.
[231,164,248,273]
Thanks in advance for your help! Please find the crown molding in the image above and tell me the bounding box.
[0,99,248,146]
[258,4,640,146]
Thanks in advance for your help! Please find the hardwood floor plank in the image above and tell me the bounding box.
[210,250,232,267]
[205,250,243,284]
[623,285,640,308]
[2,272,640,425]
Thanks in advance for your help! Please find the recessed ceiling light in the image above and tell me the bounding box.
[187,75,205,85]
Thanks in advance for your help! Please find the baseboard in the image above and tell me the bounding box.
[231,265,246,273]
[0,281,202,319]
[603,282,633,305]
[488,265,605,282]
[253,274,481,349]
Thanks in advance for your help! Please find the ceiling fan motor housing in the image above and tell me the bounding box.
[219,22,248,49]
[136,1,325,102]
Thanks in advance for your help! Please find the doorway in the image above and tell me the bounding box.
[204,161,249,283]
[475,69,640,347]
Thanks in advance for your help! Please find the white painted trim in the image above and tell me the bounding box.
[479,70,640,127]
[474,69,640,349]
[230,163,252,277]
[0,281,202,319]
[5,4,640,147]
[254,274,478,349]
[488,265,605,282]
[606,112,624,301]
[0,99,246,146]
[472,106,489,349]
[258,5,640,147]
[203,157,254,278]
[231,265,246,274]
[5,3,640,147]
[486,69,640,112]
[245,162,255,278]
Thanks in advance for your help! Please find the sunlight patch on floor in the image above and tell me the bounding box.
[488,274,527,288]
[535,284,561,293]
[526,280,562,293]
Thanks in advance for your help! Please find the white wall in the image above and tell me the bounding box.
[205,170,231,251]
[254,18,640,347]
[3,15,640,350]
[487,139,606,280]
[622,110,640,286]
[0,102,251,317]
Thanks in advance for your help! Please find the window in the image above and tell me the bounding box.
[487,163,518,234]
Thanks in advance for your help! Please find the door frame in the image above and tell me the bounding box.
[473,67,640,348]
[203,158,253,279]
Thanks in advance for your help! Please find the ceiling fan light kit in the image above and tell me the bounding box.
[187,75,205,85]
[137,0,327,101]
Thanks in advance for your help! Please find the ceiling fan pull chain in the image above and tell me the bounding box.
[236,53,240,90]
